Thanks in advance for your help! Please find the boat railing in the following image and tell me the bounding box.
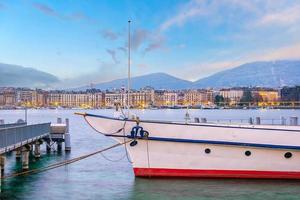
[192,117,298,126]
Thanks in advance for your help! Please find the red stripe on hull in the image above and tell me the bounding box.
[134,168,300,179]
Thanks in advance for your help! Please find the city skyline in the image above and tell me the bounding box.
[1,0,300,87]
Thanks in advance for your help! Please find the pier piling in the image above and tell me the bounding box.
[0,155,5,174]
[249,117,253,125]
[57,118,62,124]
[21,145,30,170]
[0,163,1,192]
[281,117,286,125]
[46,141,51,152]
[290,117,298,126]
[255,117,261,125]
[16,149,21,160]
[57,142,62,152]
[34,141,41,158]
[65,118,71,151]
[201,118,207,123]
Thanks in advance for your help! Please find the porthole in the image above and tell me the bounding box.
[205,148,211,154]
[245,150,251,156]
[284,152,292,159]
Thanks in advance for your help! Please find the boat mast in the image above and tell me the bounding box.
[127,20,131,117]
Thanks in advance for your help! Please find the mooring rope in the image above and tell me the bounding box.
[1,140,132,180]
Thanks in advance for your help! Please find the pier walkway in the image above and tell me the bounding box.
[0,122,50,154]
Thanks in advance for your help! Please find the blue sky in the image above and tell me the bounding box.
[0,0,300,87]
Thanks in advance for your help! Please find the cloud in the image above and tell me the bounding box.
[67,12,95,23]
[255,5,300,27]
[131,29,149,50]
[118,46,127,54]
[57,61,125,89]
[255,43,300,61]
[0,3,5,10]
[119,28,164,54]
[160,0,207,32]
[32,2,59,17]
[173,42,300,81]
[144,35,165,54]
[136,63,148,68]
[159,0,300,32]
[106,49,119,64]
[32,2,95,23]
[100,29,119,41]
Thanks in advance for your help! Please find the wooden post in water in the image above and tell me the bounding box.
[281,117,286,125]
[21,145,30,170]
[57,118,62,124]
[194,117,200,123]
[201,118,207,123]
[65,118,71,151]
[16,149,21,160]
[290,117,298,126]
[0,155,5,175]
[34,141,41,158]
[255,117,261,125]
[249,117,253,125]
[0,161,1,193]
[46,141,51,152]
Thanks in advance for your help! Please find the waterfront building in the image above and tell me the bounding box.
[251,88,279,106]
[182,89,213,106]
[48,91,104,108]
[0,88,16,107]
[154,90,178,107]
[105,89,154,108]
[32,89,48,107]
[219,88,244,104]
[281,86,300,102]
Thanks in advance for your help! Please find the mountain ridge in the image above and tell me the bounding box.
[193,60,300,88]
[0,63,59,88]
[1,60,300,90]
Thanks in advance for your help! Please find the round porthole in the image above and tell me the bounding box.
[284,152,292,159]
[245,150,251,156]
[205,148,211,154]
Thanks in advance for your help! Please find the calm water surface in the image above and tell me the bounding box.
[0,109,300,200]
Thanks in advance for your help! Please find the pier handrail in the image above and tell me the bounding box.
[0,122,27,129]
[0,123,51,149]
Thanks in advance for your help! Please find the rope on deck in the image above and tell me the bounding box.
[1,140,132,180]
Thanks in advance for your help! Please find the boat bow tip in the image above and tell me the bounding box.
[74,112,87,116]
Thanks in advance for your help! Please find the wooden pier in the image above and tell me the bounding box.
[0,118,71,191]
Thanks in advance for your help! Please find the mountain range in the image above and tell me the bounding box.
[0,63,59,88]
[76,72,192,90]
[1,60,300,89]
[193,60,300,88]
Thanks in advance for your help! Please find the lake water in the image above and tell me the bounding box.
[0,109,300,200]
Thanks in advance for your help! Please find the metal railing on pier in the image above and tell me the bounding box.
[0,122,27,129]
[0,123,50,153]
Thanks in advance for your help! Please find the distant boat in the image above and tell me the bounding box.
[78,112,300,179]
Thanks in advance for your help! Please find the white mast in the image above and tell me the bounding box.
[127,20,131,118]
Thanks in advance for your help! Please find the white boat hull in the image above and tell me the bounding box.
[82,113,300,179]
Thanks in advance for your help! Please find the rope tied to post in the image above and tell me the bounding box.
[1,140,132,180]
[129,120,149,147]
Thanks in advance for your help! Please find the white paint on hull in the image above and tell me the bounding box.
[84,115,300,173]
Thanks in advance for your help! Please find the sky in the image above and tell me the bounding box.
[0,0,300,87]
